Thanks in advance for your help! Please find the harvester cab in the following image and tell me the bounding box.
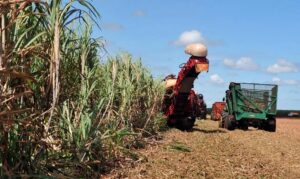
[163,43,209,130]
[220,82,278,132]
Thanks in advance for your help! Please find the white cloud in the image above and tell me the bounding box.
[284,80,298,85]
[223,59,236,68]
[103,23,124,31]
[133,10,146,17]
[267,59,298,73]
[223,57,259,71]
[173,30,204,46]
[272,77,281,83]
[272,77,299,86]
[210,74,224,84]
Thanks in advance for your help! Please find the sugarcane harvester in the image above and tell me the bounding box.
[162,44,209,130]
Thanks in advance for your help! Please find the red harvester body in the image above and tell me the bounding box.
[163,56,209,130]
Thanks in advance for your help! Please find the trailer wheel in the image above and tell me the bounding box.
[264,118,276,132]
[224,115,235,130]
[239,120,248,130]
[220,111,228,128]
[218,120,223,128]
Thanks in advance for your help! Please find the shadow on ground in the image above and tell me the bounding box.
[192,128,227,133]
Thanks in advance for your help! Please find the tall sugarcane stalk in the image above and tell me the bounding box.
[47,10,61,133]
[0,1,165,177]
[0,0,102,175]
[0,9,7,173]
[0,14,4,69]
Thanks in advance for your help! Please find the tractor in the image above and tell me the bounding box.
[220,82,278,132]
[211,102,226,121]
[162,43,209,130]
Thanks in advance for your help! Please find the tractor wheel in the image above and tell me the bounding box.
[239,120,248,130]
[264,118,276,132]
[224,115,235,131]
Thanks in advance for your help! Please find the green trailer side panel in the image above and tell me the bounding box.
[225,82,278,121]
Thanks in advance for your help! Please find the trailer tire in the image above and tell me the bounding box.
[220,111,228,128]
[264,118,276,132]
[218,120,223,128]
[224,115,235,130]
[239,120,248,130]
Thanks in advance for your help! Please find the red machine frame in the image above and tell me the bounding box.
[163,56,209,130]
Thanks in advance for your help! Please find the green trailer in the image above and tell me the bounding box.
[220,82,278,132]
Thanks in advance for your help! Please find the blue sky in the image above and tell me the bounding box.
[93,0,300,110]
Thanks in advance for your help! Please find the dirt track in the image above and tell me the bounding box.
[105,118,300,179]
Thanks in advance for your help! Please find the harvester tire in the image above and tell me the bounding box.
[200,113,207,120]
[264,118,276,132]
[224,115,235,131]
[178,117,195,131]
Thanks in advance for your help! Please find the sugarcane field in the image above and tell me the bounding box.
[1,1,300,178]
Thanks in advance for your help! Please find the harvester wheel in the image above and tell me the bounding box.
[264,118,276,132]
[178,117,195,131]
[200,113,207,120]
[167,118,175,128]
[224,115,235,130]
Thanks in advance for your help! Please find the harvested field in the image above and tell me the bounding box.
[104,118,300,179]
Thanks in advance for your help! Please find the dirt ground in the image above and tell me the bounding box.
[104,118,300,179]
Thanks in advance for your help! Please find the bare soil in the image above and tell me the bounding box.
[104,118,300,179]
